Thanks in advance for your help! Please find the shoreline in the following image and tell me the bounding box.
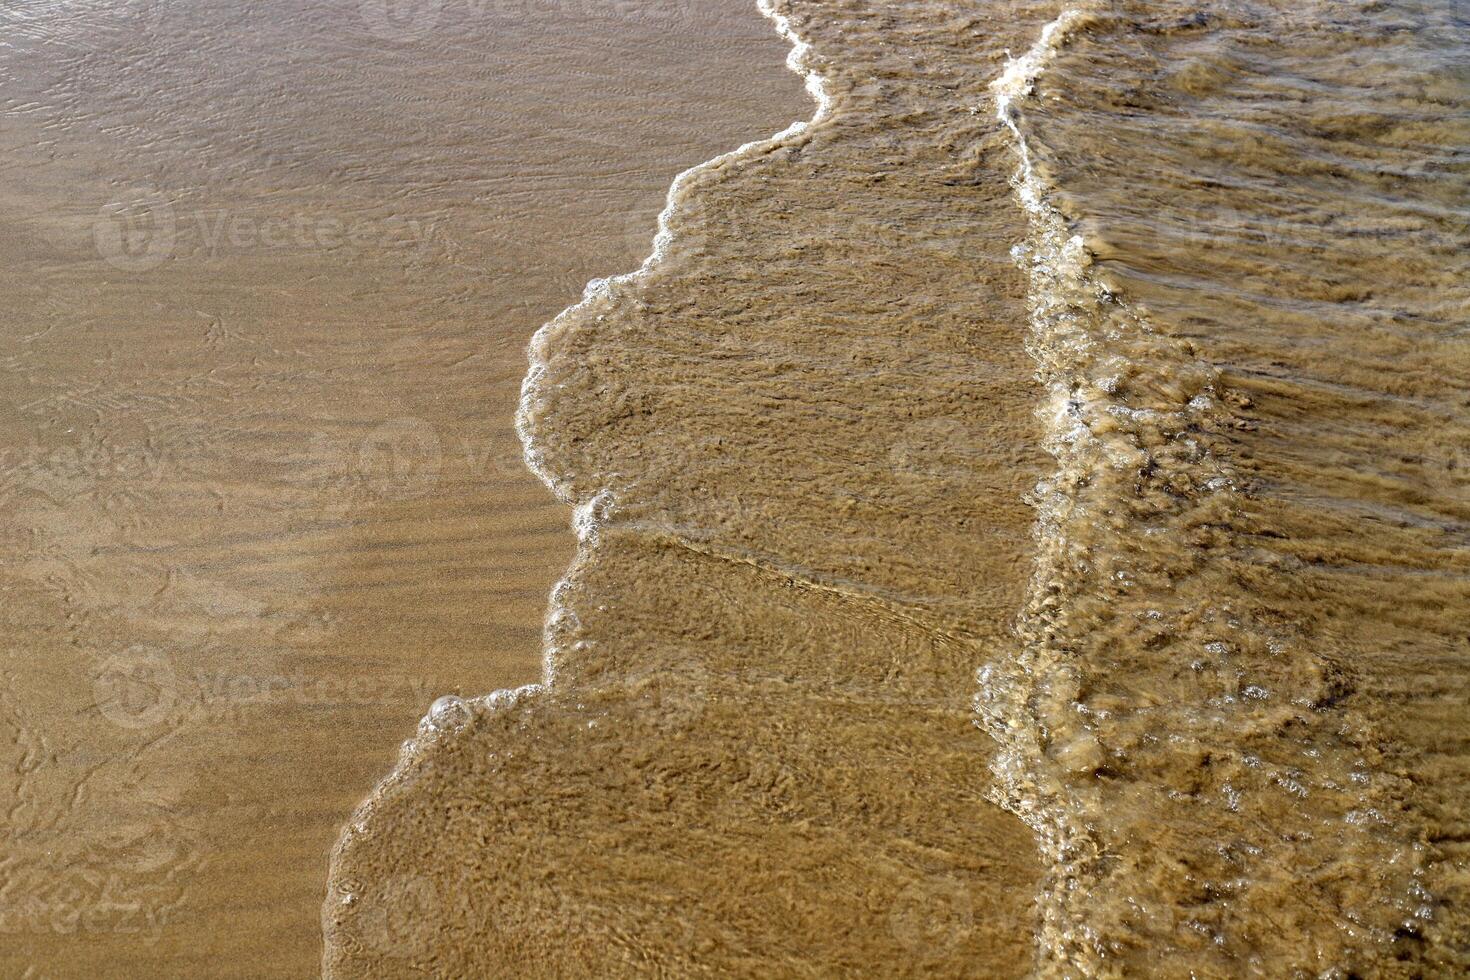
[0,0,814,973]
[320,0,1057,971]
[320,0,837,968]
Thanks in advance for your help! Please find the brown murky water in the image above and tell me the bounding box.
[325,0,1468,976]
[325,0,1066,970]
[0,0,804,975]
[985,4,1469,973]
[5,0,1467,975]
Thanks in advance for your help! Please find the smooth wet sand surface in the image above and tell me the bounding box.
[0,0,806,974]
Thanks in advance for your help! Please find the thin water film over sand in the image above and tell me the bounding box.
[328,0,1467,976]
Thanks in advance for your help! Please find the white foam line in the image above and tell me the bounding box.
[516,0,831,503]
[991,8,1087,221]
[488,0,831,716]
[980,7,1109,971]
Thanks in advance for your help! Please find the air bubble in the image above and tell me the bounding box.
[427,695,471,732]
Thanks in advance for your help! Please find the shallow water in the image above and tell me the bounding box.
[986,1,1469,972]
[326,0,1468,976]
[325,0,1065,973]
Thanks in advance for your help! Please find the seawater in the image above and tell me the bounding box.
[327,1,1468,975]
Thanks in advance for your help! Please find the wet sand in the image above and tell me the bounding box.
[0,0,806,975]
